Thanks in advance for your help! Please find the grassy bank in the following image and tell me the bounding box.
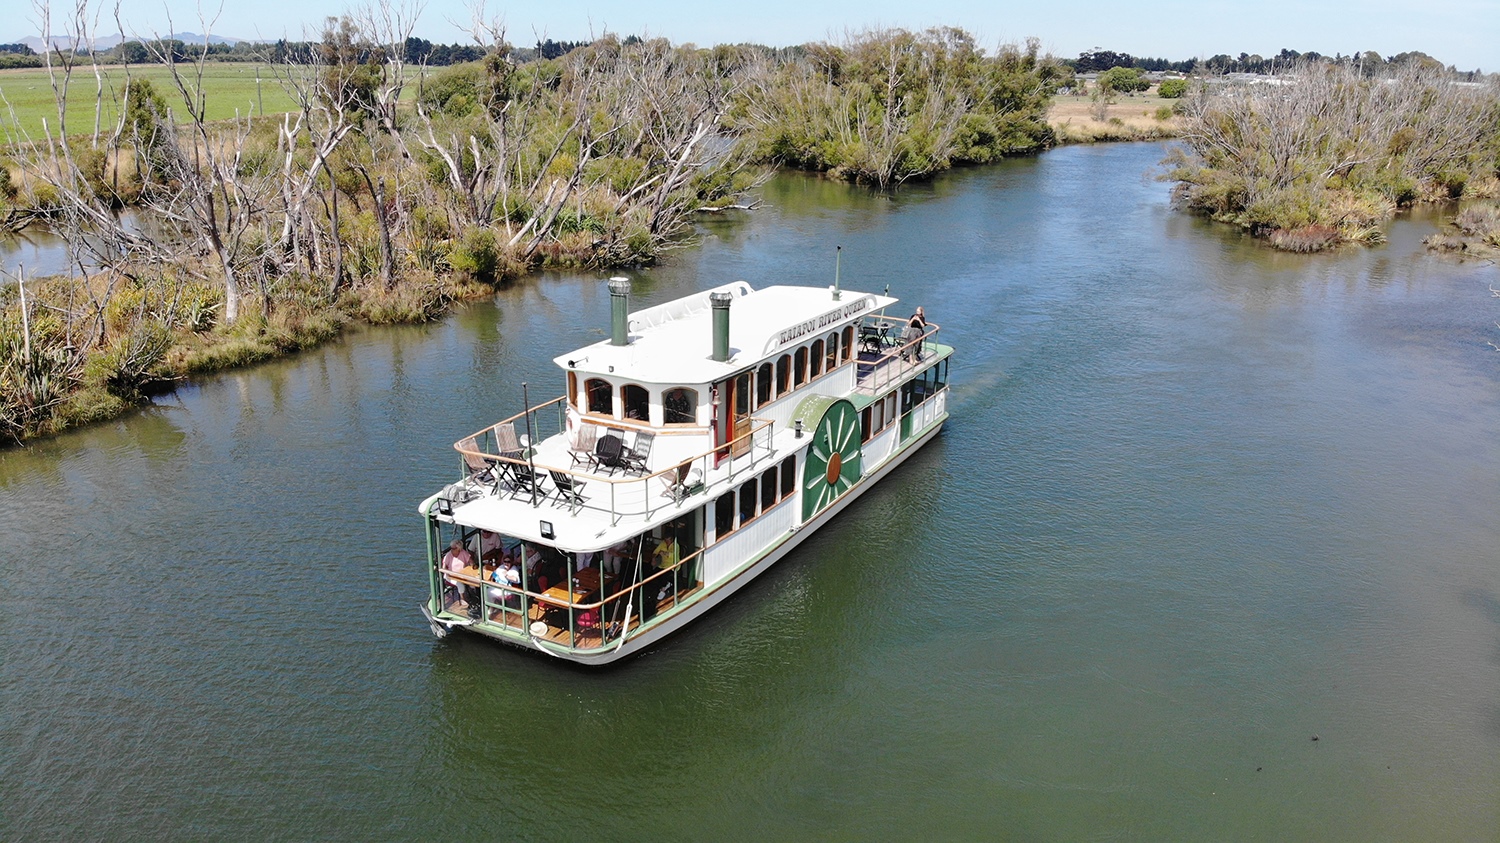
[1047,92,1181,143]
[1425,203,1500,257]
[0,267,496,443]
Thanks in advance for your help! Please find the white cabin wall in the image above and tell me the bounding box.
[702,498,797,586]
[863,425,899,471]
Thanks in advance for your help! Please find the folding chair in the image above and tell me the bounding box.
[509,462,547,503]
[568,424,598,469]
[549,469,588,512]
[458,436,502,494]
[620,431,654,474]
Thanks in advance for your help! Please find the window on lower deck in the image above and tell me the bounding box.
[714,493,736,540]
[780,455,796,498]
[760,466,778,510]
[738,478,759,525]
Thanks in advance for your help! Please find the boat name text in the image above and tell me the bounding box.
[773,297,873,350]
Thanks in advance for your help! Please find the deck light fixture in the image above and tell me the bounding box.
[540,520,555,540]
[437,497,453,516]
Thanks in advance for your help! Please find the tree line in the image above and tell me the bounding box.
[0,36,577,68]
[1069,47,1484,79]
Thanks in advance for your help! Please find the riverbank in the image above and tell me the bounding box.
[0,266,501,444]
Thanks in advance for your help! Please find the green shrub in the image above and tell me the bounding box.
[447,227,502,283]
[1157,78,1188,98]
[418,62,487,117]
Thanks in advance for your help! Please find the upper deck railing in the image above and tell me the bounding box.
[854,319,941,395]
[452,399,778,526]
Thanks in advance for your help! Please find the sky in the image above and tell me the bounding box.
[16,0,1500,71]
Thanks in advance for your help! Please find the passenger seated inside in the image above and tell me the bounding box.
[441,538,474,609]
[490,557,521,608]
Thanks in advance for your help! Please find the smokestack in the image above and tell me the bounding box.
[608,277,631,346]
[709,291,732,362]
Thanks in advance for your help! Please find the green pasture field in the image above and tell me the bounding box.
[0,63,302,140]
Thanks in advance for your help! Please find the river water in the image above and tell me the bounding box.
[3,142,1498,839]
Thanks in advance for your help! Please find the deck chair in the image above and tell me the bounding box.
[458,436,501,493]
[509,462,547,503]
[494,421,526,459]
[620,431,654,474]
[658,471,685,503]
[592,433,625,475]
[657,464,702,503]
[549,469,588,511]
[568,424,598,468]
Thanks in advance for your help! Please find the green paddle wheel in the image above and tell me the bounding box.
[792,396,863,521]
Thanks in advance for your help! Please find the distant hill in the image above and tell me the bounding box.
[16,31,247,52]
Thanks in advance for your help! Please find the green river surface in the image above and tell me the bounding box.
[3,142,1499,840]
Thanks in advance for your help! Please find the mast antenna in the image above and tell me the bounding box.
[833,246,842,301]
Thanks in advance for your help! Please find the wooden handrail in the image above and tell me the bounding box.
[454,416,775,488]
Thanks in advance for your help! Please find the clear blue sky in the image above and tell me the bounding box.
[22,0,1500,71]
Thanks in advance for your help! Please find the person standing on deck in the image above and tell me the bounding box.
[902,306,928,362]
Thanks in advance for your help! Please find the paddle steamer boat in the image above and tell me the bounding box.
[418,276,951,663]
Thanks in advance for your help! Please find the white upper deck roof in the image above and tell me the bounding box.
[553,282,900,384]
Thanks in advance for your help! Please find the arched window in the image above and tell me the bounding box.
[841,326,854,362]
[777,355,791,394]
[585,378,612,415]
[825,333,839,371]
[810,339,824,379]
[567,372,579,409]
[663,387,697,425]
[621,384,650,421]
[793,347,808,388]
[756,363,773,408]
